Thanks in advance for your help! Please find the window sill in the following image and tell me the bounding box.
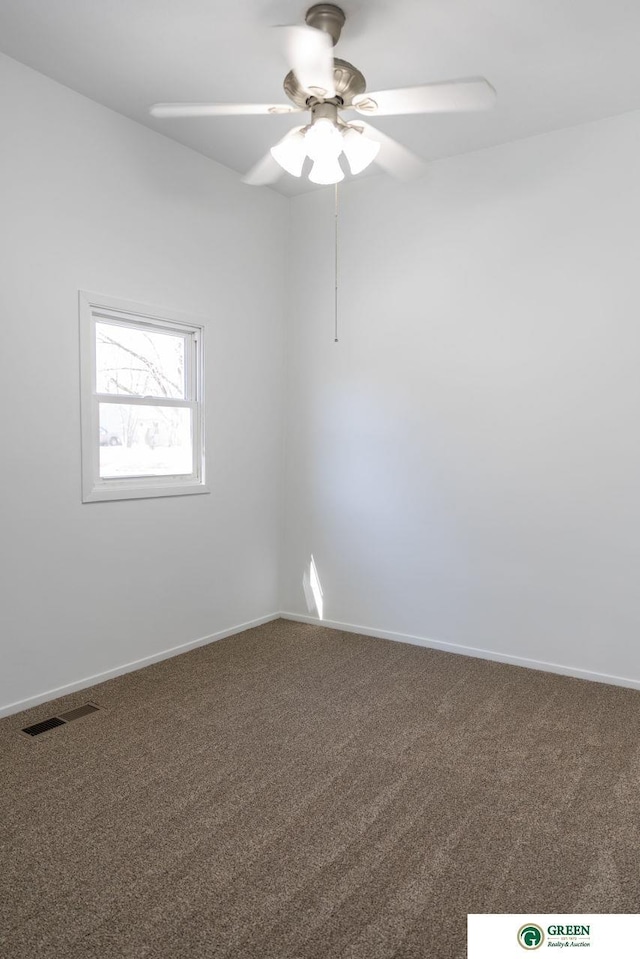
[82,482,210,503]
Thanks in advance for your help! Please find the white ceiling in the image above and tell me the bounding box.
[1,0,640,196]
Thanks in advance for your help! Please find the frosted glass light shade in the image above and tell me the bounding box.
[270,129,307,177]
[341,126,380,174]
[308,156,345,185]
[305,118,344,162]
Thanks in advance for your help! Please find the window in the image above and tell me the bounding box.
[79,291,207,502]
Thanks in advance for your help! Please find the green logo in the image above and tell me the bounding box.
[517,924,545,950]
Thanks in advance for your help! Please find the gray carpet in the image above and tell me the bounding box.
[1,619,639,959]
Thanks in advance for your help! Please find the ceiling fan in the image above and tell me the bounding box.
[150,3,496,187]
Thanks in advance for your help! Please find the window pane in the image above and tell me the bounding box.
[99,404,193,478]
[96,322,185,399]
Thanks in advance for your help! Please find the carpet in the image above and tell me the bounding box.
[1,619,639,958]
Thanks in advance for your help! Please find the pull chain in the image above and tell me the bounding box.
[334,182,339,343]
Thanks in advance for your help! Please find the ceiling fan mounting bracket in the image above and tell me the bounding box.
[305,4,346,46]
[283,58,367,108]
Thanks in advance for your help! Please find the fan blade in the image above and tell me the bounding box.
[150,102,301,118]
[243,126,306,186]
[279,25,335,98]
[243,152,283,187]
[356,122,425,180]
[353,77,496,116]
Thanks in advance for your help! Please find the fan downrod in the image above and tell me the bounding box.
[305,4,346,46]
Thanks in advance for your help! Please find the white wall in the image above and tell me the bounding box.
[282,110,640,686]
[3,49,640,715]
[0,54,288,714]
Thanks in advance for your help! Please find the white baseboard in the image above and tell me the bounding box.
[280,611,640,692]
[5,610,638,720]
[0,613,280,720]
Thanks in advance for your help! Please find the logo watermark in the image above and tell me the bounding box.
[468,914,640,957]
[518,924,545,950]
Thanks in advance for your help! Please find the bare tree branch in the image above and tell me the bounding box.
[97,333,182,397]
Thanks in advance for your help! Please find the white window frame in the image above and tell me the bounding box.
[79,291,208,503]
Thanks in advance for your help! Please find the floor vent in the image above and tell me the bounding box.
[22,703,100,737]
[22,717,66,737]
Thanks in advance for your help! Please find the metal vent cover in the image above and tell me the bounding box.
[21,703,100,737]
[59,703,99,722]
[22,717,66,737]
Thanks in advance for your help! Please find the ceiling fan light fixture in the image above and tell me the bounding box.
[341,126,380,174]
[270,129,307,177]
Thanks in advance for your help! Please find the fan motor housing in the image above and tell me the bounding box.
[283,58,366,108]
